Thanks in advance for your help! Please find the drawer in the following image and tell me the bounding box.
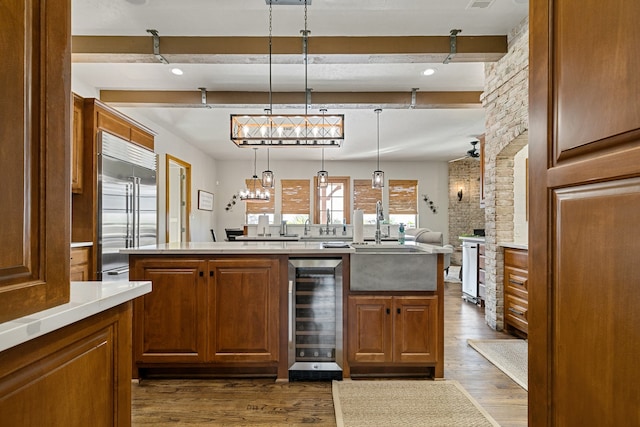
[478,244,485,256]
[478,255,485,270]
[504,266,528,300]
[505,294,528,334]
[70,247,89,266]
[504,248,528,270]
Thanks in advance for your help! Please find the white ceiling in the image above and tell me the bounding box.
[71,0,529,162]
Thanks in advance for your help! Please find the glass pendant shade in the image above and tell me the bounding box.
[372,170,385,188]
[317,170,329,188]
[262,170,274,188]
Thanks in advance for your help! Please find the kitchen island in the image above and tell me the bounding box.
[123,241,449,381]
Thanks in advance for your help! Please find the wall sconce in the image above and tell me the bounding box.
[457,188,463,201]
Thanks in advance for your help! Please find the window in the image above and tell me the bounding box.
[353,179,382,224]
[388,179,418,227]
[245,179,275,224]
[281,179,310,224]
[314,176,350,225]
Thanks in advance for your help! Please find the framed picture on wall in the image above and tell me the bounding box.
[198,190,214,211]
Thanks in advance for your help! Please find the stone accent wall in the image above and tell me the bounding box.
[480,16,529,330]
[448,159,485,265]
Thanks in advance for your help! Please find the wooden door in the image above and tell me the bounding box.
[347,296,392,363]
[393,296,438,363]
[529,1,640,425]
[209,258,279,363]
[0,0,71,323]
[132,258,207,364]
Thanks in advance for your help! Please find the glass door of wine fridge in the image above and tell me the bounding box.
[288,258,343,381]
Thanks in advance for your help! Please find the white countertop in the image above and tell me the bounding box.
[121,241,452,255]
[459,236,486,243]
[0,280,151,353]
[235,235,300,241]
[499,242,528,250]
[71,241,93,248]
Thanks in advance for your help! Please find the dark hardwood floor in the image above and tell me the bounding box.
[132,276,528,426]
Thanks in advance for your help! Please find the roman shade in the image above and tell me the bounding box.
[281,179,310,215]
[353,179,383,214]
[245,179,275,214]
[388,179,418,214]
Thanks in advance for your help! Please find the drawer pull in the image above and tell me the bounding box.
[199,271,204,277]
[509,279,524,286]
[508,307,525,316]
[386,308,390,315]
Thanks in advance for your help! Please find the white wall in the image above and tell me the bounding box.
[120,109,219,243]
[216,159,450,241]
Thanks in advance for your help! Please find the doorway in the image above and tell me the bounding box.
[165,154,191,243]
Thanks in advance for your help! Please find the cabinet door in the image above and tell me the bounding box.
[71,94,84,194]
[209,258,279,363]
[70,247,90,281]
[393,296,438,363]
[0,0,70,324]
[347,296,393,363]
[132,259,207,363]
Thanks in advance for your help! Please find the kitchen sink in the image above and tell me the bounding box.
[351,245,437,291]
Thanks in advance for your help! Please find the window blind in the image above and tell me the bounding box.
[245,179,275,214]
[281,179,310,215]
[353,179,383,214]
[388,179,418,214]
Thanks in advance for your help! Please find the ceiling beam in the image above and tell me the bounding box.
[99,90,482,109]
[73,35,507,64]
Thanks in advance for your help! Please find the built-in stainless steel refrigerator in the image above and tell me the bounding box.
[97,131,157,281]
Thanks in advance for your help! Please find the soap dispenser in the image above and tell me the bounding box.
[398,223,405,244]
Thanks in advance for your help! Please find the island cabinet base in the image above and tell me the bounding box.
[0,303,133,427]
[130,255,287,380]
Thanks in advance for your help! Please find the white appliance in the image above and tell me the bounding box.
[461,241,479,302]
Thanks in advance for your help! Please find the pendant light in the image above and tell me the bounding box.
[261,5,275,188]
[240,148,270,202]
[372,108,384,188]
[317,108,328,188]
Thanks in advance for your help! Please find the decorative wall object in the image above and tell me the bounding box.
[225,194,238,211]
[422,194,439,214]
[197,190,214,211]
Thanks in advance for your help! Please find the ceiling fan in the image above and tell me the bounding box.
[449,140,480,162]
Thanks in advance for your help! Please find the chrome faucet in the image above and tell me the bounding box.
[375,200,384,244]
[304,219,310,236]
[325,208,331,234]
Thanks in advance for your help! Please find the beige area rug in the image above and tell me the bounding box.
[332,380,500,427]
[468,339,528,390]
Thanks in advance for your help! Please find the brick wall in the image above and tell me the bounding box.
[448,159,485,265]
[480,16,529,330]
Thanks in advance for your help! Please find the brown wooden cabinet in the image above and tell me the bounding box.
[132,258,208,365]
[130,255,281,377]
[0,302,133,426]
[71,93,84,194]
[503,247,528,337]
[71,98,155,280]
[209,258,280,364]
[348,295,439,366]
[0,0,70,324]
[70,247,91,281]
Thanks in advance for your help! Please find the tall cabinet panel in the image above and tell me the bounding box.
[0,0,71,323]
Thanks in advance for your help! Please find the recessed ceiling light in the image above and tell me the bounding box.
[125,0,148,5]
[423,68,436,76]
[171,68,184,76]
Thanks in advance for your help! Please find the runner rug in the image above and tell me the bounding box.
[468,339,528,390]
[332,380,500,427]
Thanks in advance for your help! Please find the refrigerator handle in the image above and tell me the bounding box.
[135,177,141,247]
[129,177,137,248]
[125,180,132,248]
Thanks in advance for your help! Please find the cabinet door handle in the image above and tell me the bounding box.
[397,308,401,314]
[509,279,524,286]
[508,307,525,316]
[199,271,204,277]
[386,308,390,315]
[209,271,214,277]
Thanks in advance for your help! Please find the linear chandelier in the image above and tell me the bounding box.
[229,0,344,147]
[239,148,270,202]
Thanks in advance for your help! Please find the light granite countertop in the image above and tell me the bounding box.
[71,241,93,248]
[0,280,151,353]
[121,241,452,255]
[499,242,528,250]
